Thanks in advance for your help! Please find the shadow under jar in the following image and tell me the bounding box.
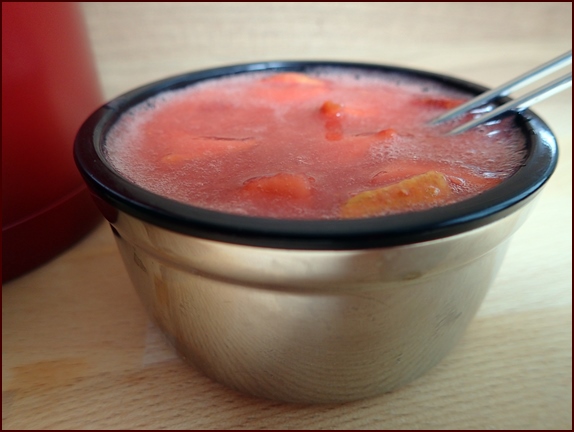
[74,61,558,403]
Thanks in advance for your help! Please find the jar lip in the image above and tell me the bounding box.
[74,60,559,250]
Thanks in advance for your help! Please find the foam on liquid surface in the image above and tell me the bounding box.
[105,69,527,219]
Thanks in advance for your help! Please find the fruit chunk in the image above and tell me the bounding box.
[241,173,314,199]
[320,100,344,117]
[160,136,257,163]
[370,160,502,191]
[370,160,447,186]
[414,96,466,109]
[319,100,378,119]
[262,72,326,86]
[341,171,453,218]
[319,101,384,142]
[252,73,328,102]
[374,128,398,140]
[319,101,344,141]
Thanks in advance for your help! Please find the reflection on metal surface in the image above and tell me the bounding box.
[108,196,537,403]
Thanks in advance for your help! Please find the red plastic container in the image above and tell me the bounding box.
[2,2,103,282]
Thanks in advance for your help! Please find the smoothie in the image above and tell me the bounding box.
[105,69,527,219]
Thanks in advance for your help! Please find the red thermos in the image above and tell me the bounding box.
[2,2,103,282]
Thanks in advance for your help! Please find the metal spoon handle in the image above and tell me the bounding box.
[447,72,572,135]
[430,50,572,128]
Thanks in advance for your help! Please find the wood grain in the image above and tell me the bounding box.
[3,2,571,429]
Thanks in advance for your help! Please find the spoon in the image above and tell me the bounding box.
[431,50,572,135]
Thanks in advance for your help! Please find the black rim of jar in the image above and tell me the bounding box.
[74,61,559,250]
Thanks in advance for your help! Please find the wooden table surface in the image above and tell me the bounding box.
[3,3,572,429]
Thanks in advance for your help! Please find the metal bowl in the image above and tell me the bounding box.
[74,61,558,403]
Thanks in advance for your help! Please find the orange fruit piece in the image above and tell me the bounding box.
[241,173,314,200]
[341,171,453,218]
[370,160,502,191]
[370,160,446,186]
[320,100,344,117]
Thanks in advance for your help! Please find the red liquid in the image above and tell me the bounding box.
[106,70,526,219]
